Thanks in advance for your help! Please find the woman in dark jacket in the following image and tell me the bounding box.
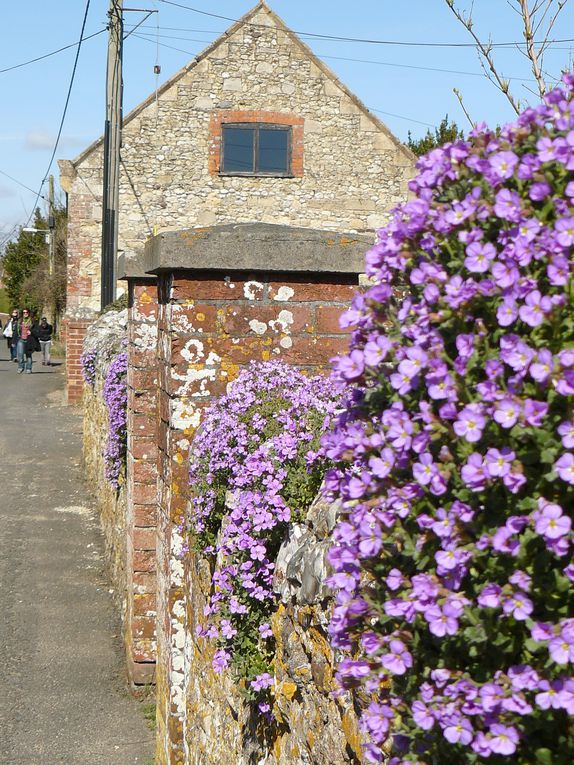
[16,308,40,374]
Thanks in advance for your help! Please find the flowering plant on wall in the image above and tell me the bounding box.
[80,347,97,387]
[103,351,128,490]
[322,72,574,764]
[187,360,341,709]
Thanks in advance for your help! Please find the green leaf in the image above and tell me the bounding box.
[535,748,553,765]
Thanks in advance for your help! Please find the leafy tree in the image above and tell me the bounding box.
[1,204,67,326]
[406,115,465,156]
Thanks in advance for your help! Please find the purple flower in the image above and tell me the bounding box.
[443,716,473,745]
[369,448,396,480]
[485,447,515,477]
[494,398,520,429]
[250,672,274,691]
[413,453,436,486]
[497,297,518,326]
[461,453,488,490]
[478,583,502,608]
[489,150,519,179]
[494,188,522,221]
[364,336,392,367]
[503,591,533,621]
[336,350,365,381]
[488,724,519,755]
[519,290,552,327]
[558,421,574,448]
[425,604,459,637]
[530,350,554,382]
[555,452,574,484]
[465,241,496,273]
[453,404,486,442]
[362,702,395,744]
[412,700,434,730]
[212,648,230,673]
[555,216,574,247]
[535,501,571,540]
[381,640,413,675]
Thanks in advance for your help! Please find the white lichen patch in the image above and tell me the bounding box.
[273,285,295,302]
[171,399,202,431]
[279,336,293,349]
[181,339,205,363]
[244,280,264,300]
[134,321,158,351]
[171,304,199,334]
[249,319,267,335]
[224,275,236,289]
[269,309,294,333]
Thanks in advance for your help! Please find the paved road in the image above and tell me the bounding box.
[0,347,154,764]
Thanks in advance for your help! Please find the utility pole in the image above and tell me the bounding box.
[101,0,123,310]
[47,175,55,277]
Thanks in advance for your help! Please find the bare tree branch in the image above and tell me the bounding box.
[453,88,476,128]
[518,0,548,95]
[446,0,523,113]
[447,0,570,113]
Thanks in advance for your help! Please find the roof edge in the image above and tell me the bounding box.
[66,2,414,168]
[67,2,272,168]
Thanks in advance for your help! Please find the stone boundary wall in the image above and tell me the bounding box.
[83,381,128,601]
[81,310,129,614]
[183,494,363,765]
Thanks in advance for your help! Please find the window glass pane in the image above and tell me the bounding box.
[223,127,254,172]
[258,128,289,173]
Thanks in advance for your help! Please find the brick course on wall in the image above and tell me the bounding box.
[65,315,97,404]
[125,281,159,685]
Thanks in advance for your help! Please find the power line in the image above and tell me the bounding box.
[155,0,574,49]
[25,0,92,227]
[130,28,537,83]
[124,23,574,52]
[0,29,105,75]
[0,168,47,200]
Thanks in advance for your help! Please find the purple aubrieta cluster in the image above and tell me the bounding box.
[187,360,341,703]
[80,347,97,387]
[322,72,574,764]
[102,351,127,489]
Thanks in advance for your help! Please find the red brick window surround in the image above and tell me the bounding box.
[209,110,304,178]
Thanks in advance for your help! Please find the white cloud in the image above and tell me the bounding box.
[23,130,88,152]
[0,184,16,199]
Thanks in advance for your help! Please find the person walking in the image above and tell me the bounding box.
[16,308,40,374]
[3,309,19,361]
[38,316,53,366]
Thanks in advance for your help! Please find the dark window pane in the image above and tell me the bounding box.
[258,128,289,173]
[223,127,254,172]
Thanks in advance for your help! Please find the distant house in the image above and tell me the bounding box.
[59,0,414,397]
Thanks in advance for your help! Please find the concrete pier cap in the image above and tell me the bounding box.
[141,223,372,275]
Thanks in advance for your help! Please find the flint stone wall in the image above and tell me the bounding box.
[82,309,129,601]
[184,493,363,764]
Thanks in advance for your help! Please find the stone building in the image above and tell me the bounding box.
[59,0,413,403]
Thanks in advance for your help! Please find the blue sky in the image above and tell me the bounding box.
[1,0,573,237]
